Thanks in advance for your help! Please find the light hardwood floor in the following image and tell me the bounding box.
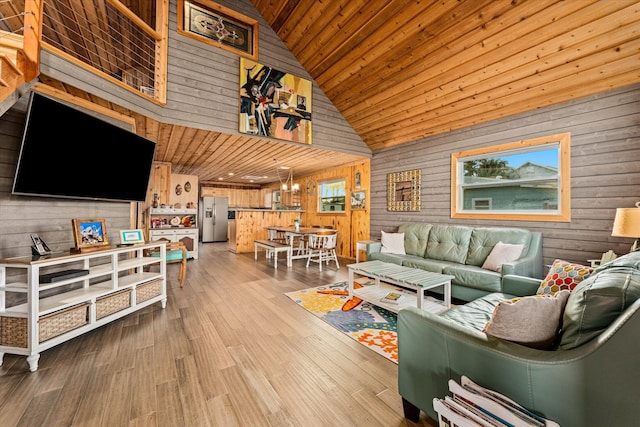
[0,243,437,427]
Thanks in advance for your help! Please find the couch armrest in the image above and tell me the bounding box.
[366,241,382,257]
[398,300,640,426]
[501,274,541,296]
[501,232,543,278]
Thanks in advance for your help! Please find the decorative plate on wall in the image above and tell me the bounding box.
[175,184,183,195]
[306,179,316,195]
[184,181,191,192]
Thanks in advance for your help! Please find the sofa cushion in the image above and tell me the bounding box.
[439,292,512,332]
[401,257,458,273]
[426,225,473,264]
[466,227,532,266]
[368,251,405,265]
[398,223,432,257]
[481,241,525,273]
[443,265,502,293]
[537,260,594,295]
[560,251,640,350]
[380,230,406,254]
[483,290,570,349]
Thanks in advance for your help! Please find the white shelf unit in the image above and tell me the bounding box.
[147,207,198,259]
[0,242,167,371]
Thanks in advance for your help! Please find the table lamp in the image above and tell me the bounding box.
[611,202,640,252]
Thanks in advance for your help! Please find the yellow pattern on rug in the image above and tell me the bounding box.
[286,281,398,363]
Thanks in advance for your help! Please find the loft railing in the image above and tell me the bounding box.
[40,0,167,103]
[0,0,167,103]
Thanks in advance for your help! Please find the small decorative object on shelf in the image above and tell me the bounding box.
[71,218,111,253]
[119,229,145,245]
[152,193,159,208]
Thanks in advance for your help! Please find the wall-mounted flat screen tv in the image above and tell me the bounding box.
[12,92,156,202]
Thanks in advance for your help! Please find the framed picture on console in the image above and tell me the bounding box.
[119,229,145,245]
[72,218,110,252]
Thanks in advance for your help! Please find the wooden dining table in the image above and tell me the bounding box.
[265,226,335,262]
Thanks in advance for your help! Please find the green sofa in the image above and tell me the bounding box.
[398,251,640,427]
[367,223,543,301]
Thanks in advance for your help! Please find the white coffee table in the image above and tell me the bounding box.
[347,260,453,314]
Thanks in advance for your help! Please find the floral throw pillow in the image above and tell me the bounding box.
[537,259,594,295]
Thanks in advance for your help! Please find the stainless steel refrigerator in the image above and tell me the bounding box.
[200,197,229,242]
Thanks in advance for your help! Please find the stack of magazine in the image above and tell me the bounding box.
[432,376,559,427]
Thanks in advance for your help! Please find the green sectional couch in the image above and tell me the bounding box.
[398,251,640,427]
[367,223,543,301]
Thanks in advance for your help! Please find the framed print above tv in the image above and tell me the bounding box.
[177,0,258,60]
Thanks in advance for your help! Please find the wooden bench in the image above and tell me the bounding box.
[254,240,292,269]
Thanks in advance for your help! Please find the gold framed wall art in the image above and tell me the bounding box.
[178,0,258,60]
[387,169,421,211]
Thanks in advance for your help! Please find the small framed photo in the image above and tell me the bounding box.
[72,218,110,251]
[119,229,145,245]
[351,191,366,210]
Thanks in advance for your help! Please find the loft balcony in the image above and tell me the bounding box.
[0,0,167,107]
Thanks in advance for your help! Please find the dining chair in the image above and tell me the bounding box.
[306,230,339,271]
[145,238,188,288]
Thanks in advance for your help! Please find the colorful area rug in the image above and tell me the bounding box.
[285,281,400,363]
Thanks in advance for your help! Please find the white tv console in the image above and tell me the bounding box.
[0,242,167,371]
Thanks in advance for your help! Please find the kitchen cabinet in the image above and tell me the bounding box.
[146,208,198,259]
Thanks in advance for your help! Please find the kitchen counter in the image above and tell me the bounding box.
[229,210,304,253]
[229,208,304,212]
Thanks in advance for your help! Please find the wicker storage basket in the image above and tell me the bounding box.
[96,289,132,319]
[136,279,162,303]
[39,303,89,342]
[0,316,28,348]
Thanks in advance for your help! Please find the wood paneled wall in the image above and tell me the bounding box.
[262,160,371,259]
[37,0,370,159]
[370,84,640,268]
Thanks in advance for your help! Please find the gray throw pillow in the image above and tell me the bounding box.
[483,290,570,349]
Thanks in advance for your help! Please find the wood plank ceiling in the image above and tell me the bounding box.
[253,0,640,151]
[3,1,640,185]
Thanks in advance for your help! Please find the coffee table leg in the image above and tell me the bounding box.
[417,288,425,310]
[348,268,354,298]
[444,280,451,308]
